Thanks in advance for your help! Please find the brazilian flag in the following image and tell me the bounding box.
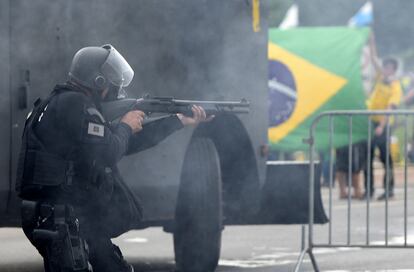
[268,27,371,151]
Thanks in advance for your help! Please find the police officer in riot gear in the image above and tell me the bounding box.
[16,44,209,272]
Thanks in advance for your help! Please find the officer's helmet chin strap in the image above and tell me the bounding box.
[103,83,123,102]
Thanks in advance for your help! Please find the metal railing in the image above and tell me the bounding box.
[294,110,414,271]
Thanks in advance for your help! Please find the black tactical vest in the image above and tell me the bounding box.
[16,90,73,200]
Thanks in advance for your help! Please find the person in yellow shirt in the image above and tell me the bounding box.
[364,57,402,200]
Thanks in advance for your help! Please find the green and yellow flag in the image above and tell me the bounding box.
[268,27,371,151]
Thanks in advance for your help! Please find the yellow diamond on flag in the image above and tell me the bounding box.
[268,42,348,143]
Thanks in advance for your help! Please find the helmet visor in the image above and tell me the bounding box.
[101,45,134,87]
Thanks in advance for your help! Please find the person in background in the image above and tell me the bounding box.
[335,142,366,199]
[319,151,335,188]
[402,72,414,106]
[401,72,414,162]
[364,36,402,200]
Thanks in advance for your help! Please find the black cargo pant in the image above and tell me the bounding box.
[21,202,131,272]
[364,122,395,195]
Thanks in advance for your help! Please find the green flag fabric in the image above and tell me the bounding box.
[268,27,371,151]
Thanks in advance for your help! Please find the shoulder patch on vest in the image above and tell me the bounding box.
[87,122,105,137]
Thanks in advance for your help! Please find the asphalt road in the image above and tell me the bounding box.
[2,174,414,271]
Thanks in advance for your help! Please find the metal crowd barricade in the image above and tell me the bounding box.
[294,110,414,272]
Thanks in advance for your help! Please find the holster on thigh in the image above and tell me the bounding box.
[21,200,92,272]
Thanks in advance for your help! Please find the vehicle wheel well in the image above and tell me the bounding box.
[192,114,260,224]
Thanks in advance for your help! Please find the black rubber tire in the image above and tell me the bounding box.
[174,137,223,272]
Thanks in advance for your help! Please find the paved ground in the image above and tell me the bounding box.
[2,166,414,271]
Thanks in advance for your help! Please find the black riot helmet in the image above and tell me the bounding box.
[68,44,134,100]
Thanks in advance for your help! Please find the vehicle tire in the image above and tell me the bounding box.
[174,137,223,272]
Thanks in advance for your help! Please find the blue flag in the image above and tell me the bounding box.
[348,1,373,27]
